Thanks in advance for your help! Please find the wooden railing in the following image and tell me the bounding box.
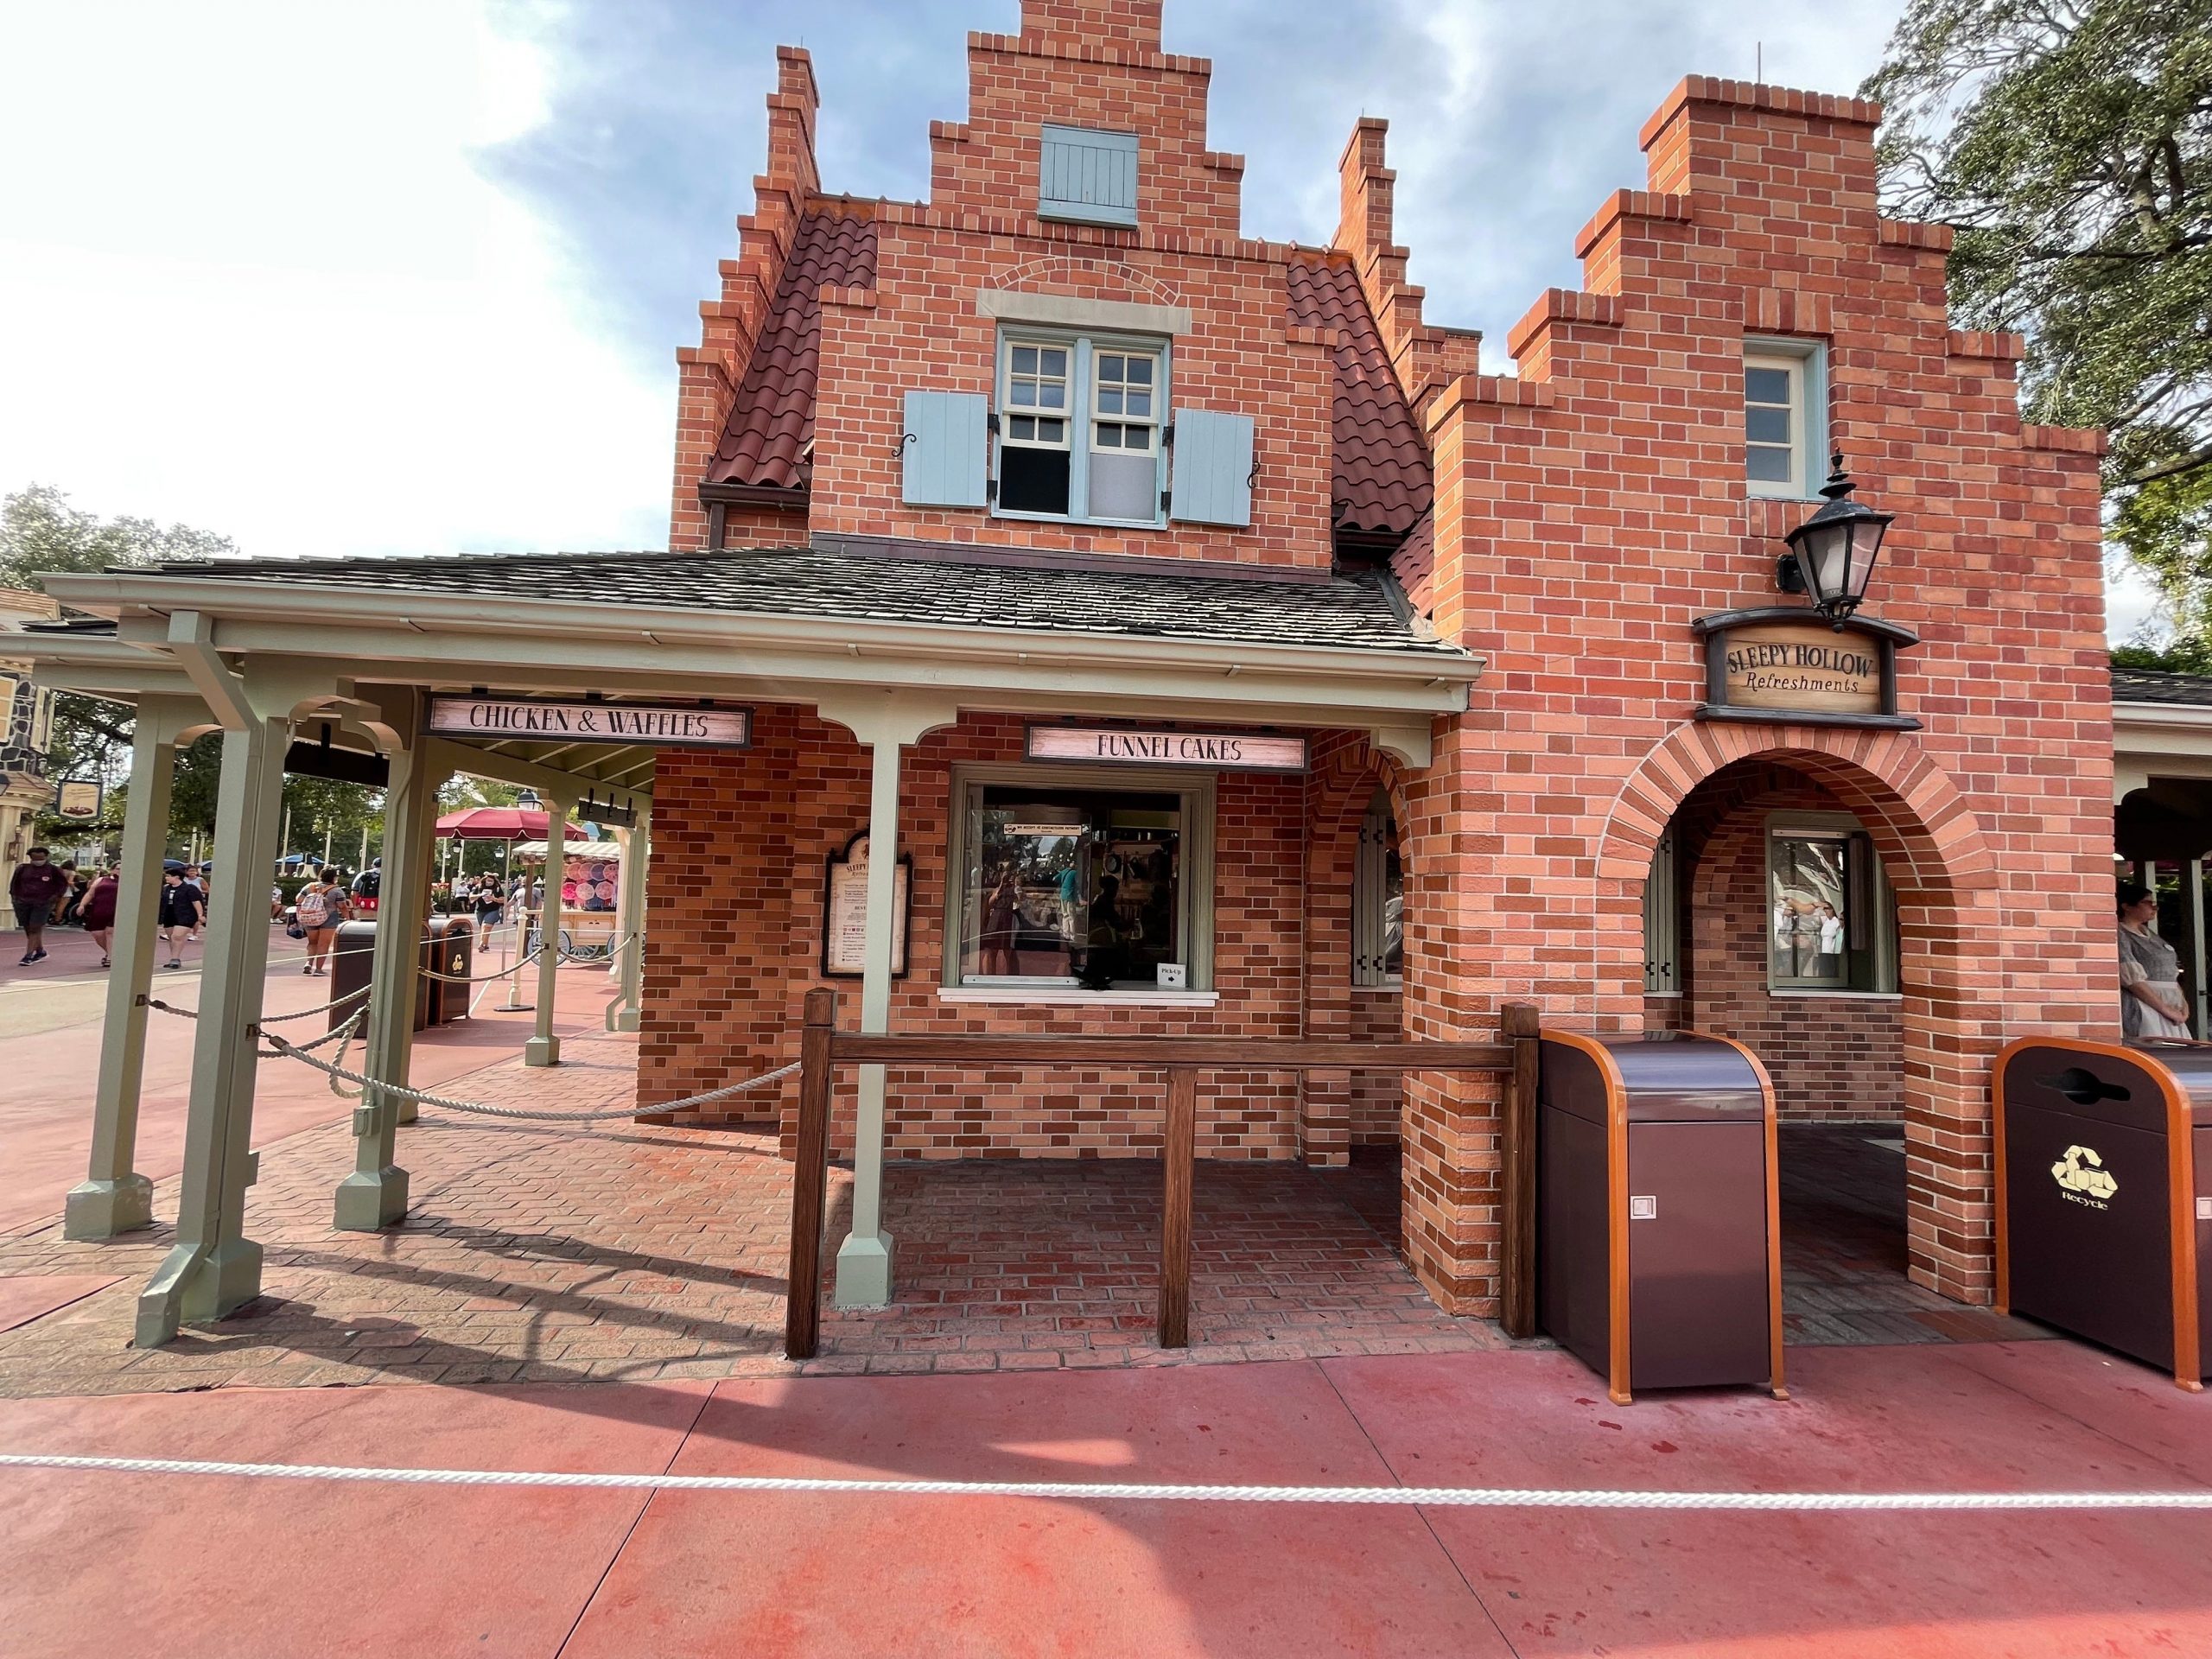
[785,988,1543,1359]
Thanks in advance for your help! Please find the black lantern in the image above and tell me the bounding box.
[1777,452,1894,629]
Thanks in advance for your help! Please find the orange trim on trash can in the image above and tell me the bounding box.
[1539,1028,1634,1407]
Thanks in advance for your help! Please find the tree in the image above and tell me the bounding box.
[4,486,238,846]
[1865,0,2212,637]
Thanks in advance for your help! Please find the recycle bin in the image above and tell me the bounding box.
[1994,1039,2209,1392]
[423,915,473,1027]
[1538,1028,1783,1404]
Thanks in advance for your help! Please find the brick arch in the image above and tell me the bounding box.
[1300,738,1408,1167]
[1603,723,2005,1306]
[987,255,1182,308]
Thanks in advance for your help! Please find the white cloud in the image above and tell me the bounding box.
[0,0,669,559]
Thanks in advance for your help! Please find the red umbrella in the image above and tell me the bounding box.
[435,806,550,842]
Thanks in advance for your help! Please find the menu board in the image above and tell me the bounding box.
[823,833,910,977]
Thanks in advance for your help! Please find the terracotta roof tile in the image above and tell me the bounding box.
[707,213,878,490]
[1389,509,1433,613]
[1286,254,1433,538]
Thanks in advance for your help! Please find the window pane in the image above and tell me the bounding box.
[1089,449,1156,519]
[1036,417,1063,442]
[1010,415,1034,440]
[1747,445,1793,482]
[1770,836,1847,983]
[1098,387,1122,414]
[1039,382,1065,409]
[1013,346,1037,375]
[1098,353,1123,379]
[1127,357,1153,385]
[1096,424,1122,448]
[1126,390,1151,417]
[1042,348,1067,375]
[1010,382,1037,407]
[1745,365,1792,405]
[1001,445,1071,514]
[1122,426,1151,452]
[962,786,1182,987]
[1745,404,1791,444]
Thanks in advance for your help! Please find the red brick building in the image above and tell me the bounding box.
[17,0,2113,1348]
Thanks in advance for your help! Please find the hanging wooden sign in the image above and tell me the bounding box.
[1692,609,1918,730]
[53,779,102,820]
[1026,723,1307,772]
[428,696,751,748]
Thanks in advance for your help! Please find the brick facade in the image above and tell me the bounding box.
[639,7,2117,1328]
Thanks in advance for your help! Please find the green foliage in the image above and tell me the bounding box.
[1,484,233,592]
[1866,0,2212,630]
[2113,639,2212,673]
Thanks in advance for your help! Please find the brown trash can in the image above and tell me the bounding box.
[326,918,434,1039]
[423,915,473,1027]
[1538,1029,1783,1405]
[1994,1039,2209,1393]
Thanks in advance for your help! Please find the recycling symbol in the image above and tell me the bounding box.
[2050,1144,2118,1203]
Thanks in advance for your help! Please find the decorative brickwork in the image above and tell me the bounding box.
[1408,78,2111,1314]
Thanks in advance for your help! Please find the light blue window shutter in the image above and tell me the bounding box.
[1168,409,1255,527]
[1039,124,1139,227]
[900,391,988,508]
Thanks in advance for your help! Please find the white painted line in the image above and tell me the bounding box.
[4,1453,2212,1510]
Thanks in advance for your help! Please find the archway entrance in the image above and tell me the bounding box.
[1611,729,2018,1333]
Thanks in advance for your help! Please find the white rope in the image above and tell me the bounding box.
[3,1452,2210,1510]
[418,948,543,985]
[259,1032,798,1121]
[257,1009,363,1058]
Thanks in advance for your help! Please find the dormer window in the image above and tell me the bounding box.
[995,332,1168,525]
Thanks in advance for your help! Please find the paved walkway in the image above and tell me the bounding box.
[5,1340,2212,1657]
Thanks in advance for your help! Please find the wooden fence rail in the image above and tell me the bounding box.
[785,988,1542,1360]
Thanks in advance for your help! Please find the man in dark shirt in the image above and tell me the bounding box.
[10,847,68,965]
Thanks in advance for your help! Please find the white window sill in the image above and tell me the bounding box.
[1766,989,1903,1001]
[938,986,1220,1008]
[1644,989,1684,999]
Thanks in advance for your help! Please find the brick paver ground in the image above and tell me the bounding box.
[0,1032,1504,1397]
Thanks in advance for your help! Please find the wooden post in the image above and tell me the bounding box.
[1158,1065,1198,1349]
[1499,1002,1541,1338]
[785,988,837,1360]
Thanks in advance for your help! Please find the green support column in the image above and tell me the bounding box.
[609,810,649,1034]
[334,709,442,1227]
[66,696,203,1240]
[524,792,574,1066]
[136,712,288,1345]
[816,692,955,1309]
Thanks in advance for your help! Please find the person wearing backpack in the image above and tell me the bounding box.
[296,866,346,976]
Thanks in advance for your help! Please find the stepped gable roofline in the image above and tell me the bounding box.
[107,541,1459,658]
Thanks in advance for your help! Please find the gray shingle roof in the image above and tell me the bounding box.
[2113,667,2212,707]
[134,543,1454,656]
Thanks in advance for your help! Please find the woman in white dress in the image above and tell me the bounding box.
[2118,882,2192,1040]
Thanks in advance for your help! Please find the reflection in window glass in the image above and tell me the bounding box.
[962,785,1182,988]
[1770,833,1848,985]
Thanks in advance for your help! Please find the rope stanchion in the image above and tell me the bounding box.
[260,1031,797,1122]
[8,1452,2212,1511]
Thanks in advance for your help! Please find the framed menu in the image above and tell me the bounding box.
[822,830,911,978]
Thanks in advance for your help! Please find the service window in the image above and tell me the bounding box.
[995,332,1167,525]
[1768,820,1897,993]
[950,767,1214,993]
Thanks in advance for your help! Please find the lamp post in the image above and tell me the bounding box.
[1777,452,1895,629]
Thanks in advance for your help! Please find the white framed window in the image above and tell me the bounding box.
[1767,814,1897,993]
[1744,338,1829,500]
[1353,788,1403,988]
[994,331,1168,526]
[1643,829,1679,995]
[945,761,1216,995]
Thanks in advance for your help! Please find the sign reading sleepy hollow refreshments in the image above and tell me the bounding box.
[1691,608,1919,731]
[1026,724,1308,772]
[428,696,751,749]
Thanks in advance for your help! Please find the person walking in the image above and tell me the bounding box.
[79,868,119,968]
[156,869,201,970]
[10,846,68,965]
[295,865,346,976]
[55,862,86,927]
[181,862,207,943]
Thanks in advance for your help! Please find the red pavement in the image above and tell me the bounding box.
[4,1342,2211,1657]
[0,922,624,1234]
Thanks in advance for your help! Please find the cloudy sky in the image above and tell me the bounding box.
[0,0,2159,635]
